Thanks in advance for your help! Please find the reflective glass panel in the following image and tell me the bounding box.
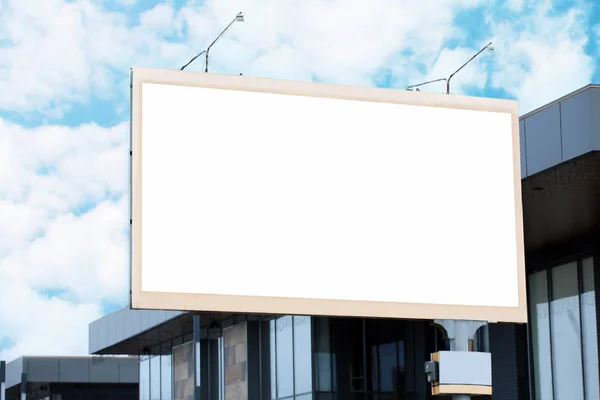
[528,270,553,400]
[276,316,294,398]
[140,357,150,400]
[161,352,173,400]
[550,262,584,399]
[270,319,277,399]
[293,316,313,394]
[150,355,161,400]
[581,257,599,400]
[314,317,332,392]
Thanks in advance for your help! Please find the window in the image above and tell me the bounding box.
[269,316,313,399]
[150,356,161,400]
[218,336,225,400]
[140,356,150,400]
[528,257,599,400]
[313,317,409,400]
[529,270,552,399]
[550,263,584,399]
[366,319,406,397]
[276,316,294,398]
[314,317,333,392]
[140,342,175,400]
[161,349,173,400]
[293,316,313,394]
[581,258,599,400]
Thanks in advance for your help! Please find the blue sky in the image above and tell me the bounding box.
[0,0,599,360]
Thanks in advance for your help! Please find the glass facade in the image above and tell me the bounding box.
[139,336,191,400]
[313,317,441,400]
[137,316,444,400]
[528,257,599,400]
[268,316,313,400]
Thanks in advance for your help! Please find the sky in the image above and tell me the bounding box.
[0,0,599,361]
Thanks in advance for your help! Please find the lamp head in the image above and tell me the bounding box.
[236,12,244,22]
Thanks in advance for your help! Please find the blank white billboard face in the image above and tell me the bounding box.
[130,68,527,323]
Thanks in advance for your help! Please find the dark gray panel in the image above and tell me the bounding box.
[560,89,593,160]
[140,310,150,332]
[519,119,527,178]
[148,311,159,329]
[90,358,120,382]
[107,315,117,347]
[489,324,518,400]
[5,358,24,388]
[119,360,139,383]
[524,104,562,175]
[115,311,124,348]
[98,317,108,352]
[58,358,90,383]
[591,88,600,150]
[125,308,136,342]
[89,320,97,355]
[89,307,187,353]
[27,358,59,382]
[132,309,142,336]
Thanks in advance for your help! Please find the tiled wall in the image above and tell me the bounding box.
[223,323,248,400]
[173,341,194,400]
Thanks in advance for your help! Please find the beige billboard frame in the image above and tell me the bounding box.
[130,67,527,323]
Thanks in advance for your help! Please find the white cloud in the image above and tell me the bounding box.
[140,3,176,31]
[0,0,187,115]
[505,0,525,12]
[0,283,102,361]
[488,0,594,113]
[0,118,129,359]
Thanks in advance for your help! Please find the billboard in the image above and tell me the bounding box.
[130,67,526,323]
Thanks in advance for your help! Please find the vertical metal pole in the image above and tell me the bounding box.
[361,319,367,398]
[451,324,470,400]
[0,361,6,400]
[20,373,27,400]
[194,314,202,400]
[480,325,490,353]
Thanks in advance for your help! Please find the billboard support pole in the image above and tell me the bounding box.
[194,314,202,400]
[0,361,5,400]
[20,373,27,400]
[427,319,490,399]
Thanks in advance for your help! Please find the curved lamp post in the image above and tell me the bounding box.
[406,42,494,94]
[180,12,245,72]
[446,42,494,95]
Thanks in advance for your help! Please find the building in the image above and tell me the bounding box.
[519,84,600,400]
[88,84,600,400]
[1,356,139,400]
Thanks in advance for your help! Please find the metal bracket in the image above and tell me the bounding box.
[424,360,439,383]
[432,319,487,351]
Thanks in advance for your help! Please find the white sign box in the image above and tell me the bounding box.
[130,67,527,323]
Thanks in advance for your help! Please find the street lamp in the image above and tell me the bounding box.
[406,77,447,92]
[405,42,494,95]
[180,11,245,72]
[446,41,494,94]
